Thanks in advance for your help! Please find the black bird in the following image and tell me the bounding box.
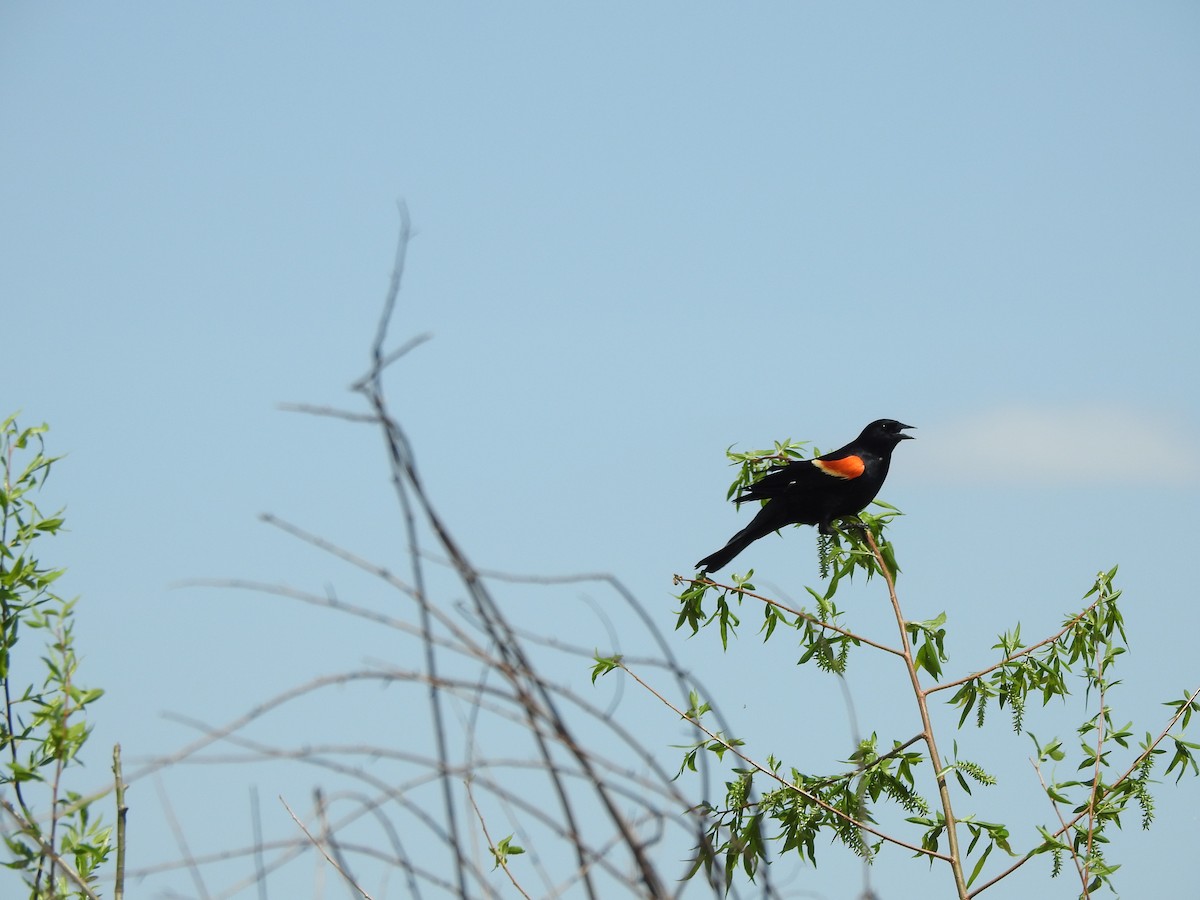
[695,419,914,573]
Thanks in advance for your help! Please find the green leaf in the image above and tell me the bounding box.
[590,654,622,683]
[491,834,525,869]
[966,839,994,889]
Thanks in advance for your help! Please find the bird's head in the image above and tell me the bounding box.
[861,419,916,447]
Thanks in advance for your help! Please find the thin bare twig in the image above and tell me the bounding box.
[334,210,474,896]
[314,788,360,900]
[281,796,375,900]
[370,331,434,375]
[175,575,492,672]
[156,777,212,900]
[277,403,380,424]
[249,786,267,900]
[113,745,127,900]
[466,779,533,899]
[257,514,419,598]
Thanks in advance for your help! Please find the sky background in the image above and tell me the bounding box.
[3,3,1200,898]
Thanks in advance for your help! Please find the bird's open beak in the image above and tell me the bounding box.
[898,423,916,440]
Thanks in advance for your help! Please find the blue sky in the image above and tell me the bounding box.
[3,3,1199,898]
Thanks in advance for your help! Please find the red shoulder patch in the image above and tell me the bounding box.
[813,455,865,480]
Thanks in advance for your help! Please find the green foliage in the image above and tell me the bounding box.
[590,653,622,683]
[722,439,810,502]
[675,569,752,649]
[489,834,524,870]
[1,415,110,899]
[654,438,1200,899]
[907,613,949,680]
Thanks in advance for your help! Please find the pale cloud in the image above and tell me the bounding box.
[908,406,1200,485]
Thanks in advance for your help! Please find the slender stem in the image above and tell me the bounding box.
[113,744,127,900]
[1082,641,1109,898]
[860,529,969,899]
[805,732,926,792]
[677,575,906,657]
[280,797,375,900]
[1030,758,1087,889]
[356,205,472,900]
[465,779,533,900]
[927,596,1107,695]
[45,620,73,896]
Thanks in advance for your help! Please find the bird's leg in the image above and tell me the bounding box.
[836,515,870,536]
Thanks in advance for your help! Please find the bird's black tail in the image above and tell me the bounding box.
[695,525,758,574]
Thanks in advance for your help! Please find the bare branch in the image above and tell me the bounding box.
[466,779,533,900]
[113,745,127,900]
[276,403,380,424]
[156,778,212,900]
[281,796,375,900]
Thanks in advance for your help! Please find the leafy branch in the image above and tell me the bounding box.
[1,415,113,899]
[612,660,950,866]
[622,439,1200,898]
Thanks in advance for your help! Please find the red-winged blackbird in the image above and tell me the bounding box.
[695,419,914,573]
